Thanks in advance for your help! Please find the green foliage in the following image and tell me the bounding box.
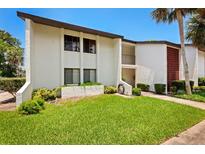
[53,87,62,98]
[104,86,117,94]
[0,30,23,77]
[154,84,166,94]
[132,88,141,96]
[0,77,25,94]
[18,98,45,115]
[80,82,102,86]
[171,80,194,92]
[170,86,177,95]
[175,91,205,103]
[198,77,205,86]
[32,88,56,101]
[137,83,150,91]
[186,9,205,49]
[193,86,205,93]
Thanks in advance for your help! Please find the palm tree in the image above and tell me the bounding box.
[186,9,205,50]
[151,8,196,95]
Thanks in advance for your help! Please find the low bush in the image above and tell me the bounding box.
[154,84,166,94]
[18,98,45,115]
[0,77,25,95]
[171,80,194,92]
[132,88,141,96]
[170,86,177,95]
[198,77,205,86]
[53,87,62,98]
[104,86,117,94]
[193,86,205,93]
[137,83,150,91]
[32,88,56,101]
[80,82,102,86]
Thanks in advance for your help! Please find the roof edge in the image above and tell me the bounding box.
[17,11,123,39]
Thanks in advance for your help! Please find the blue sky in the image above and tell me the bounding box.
[0,8,187,48]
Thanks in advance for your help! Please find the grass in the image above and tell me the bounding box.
[0,95,205,144]
[175,91,205,103]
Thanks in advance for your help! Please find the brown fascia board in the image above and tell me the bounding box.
[135,41,181,48]
[17,11,123,39]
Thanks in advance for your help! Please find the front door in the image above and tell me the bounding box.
[167,47,179,91]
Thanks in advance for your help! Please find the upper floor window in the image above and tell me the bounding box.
[64,35,80,52]
[83,38,96,54]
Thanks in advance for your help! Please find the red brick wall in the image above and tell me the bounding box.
[167,47,179,90]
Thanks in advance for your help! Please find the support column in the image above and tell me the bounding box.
[96,35,100,82]
[60,28,64,85]
[115,38,122,85]
[80,32,84,84]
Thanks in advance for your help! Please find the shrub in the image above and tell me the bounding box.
[198,77,205,86]
[171,80,194,92]
[0,77,25,95]
[193,86,205,93]
[53,87,62,98]
[154,84,166,94]
[104,86,117,94]
[170,86,177,95]
[32,88,56,101]
[18,99,45,115]
[137,83,150,91]
[132,88,141,96]
[80,82,102,86]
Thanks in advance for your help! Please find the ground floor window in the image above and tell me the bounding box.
[64,68,80,85]
[84,69,96,83]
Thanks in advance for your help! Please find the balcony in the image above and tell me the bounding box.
[122,54,135,65]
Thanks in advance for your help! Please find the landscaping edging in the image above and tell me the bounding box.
[62,85,104,98]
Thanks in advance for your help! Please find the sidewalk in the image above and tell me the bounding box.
[142,92,205,110]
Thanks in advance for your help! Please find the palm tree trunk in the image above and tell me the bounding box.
[176,10,192,95]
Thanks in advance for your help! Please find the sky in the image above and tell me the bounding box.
[0,8,189,48]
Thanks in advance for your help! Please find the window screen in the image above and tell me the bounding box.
[64,68,80,84]
[83,69,96,82]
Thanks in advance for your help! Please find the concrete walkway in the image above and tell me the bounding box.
[142,92,205,110]
[0,92,14,103]
[162,120,205,145]
[0,103,16,111]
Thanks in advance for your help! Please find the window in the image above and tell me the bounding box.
[83,69,96,82]
[64,35,80,52]
[64,68,80,84]
[83,38,96,54]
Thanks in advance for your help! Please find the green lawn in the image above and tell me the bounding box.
[0,95,205,145]
[175,92,205,103]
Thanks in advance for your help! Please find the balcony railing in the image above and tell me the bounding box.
[122,54,135,65]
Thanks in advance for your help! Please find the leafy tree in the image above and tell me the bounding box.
[0,30,23,77]
[151,8,196,95]
[186,9,205,50]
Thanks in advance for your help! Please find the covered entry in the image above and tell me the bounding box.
[167,47,179,91]
[122,68,136,87]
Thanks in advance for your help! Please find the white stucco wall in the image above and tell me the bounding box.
[135,44,167,91]
[32,23,61,89]
[29,23,120,90]
[198,50,205,77]
[179,46,198,85]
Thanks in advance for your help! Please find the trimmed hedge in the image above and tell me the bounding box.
[198,77,205,86]
[154,84,166,94]
[104,86,117,94]
[137,83,150,91]
[193,86,205,93]
[171,80,194,92]
[80,82,102,86]
[132,88,141,96]
[0,77,25,94]
[18,98,45,115]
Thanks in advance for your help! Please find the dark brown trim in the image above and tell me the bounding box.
[135,41,181,48]
[17,11,123,39]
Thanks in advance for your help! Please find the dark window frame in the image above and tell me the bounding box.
[83,38,96,54]
[64,35,80,52]
[83,69,96,83]
[64,68,80,85]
